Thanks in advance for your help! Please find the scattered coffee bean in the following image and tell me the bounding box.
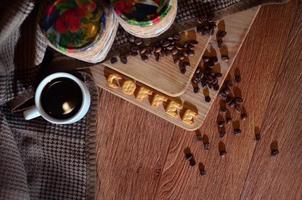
[235,105,242,113]
[141,54,148,61]
[203,134,210,150]
[217,38,223,48]
[255,127,261,141]
[162,40,170,47]
[135,38,143,46]
[235,96,243,103]
[195,130,203,141]
[218,141,227,156]
[234,69,241,83]
[119,55,127,64]
[240,112,247,120]
[270,141,279,156]
[217,30,227,38]
[140,48,147,55]
[217,120,225,128]
[255,132,261,141]
[198,162,206,176]
[193,86,200,93]
[110,57,118,64]
[173,34,180,41]
[221,55,229,62]
[189,157,196,166]
[234,128,241,135]
[225,110,232,124]
[205,96,211,102]
[219,127,226,138]
[128,36,135,43]
[184,147,193,160]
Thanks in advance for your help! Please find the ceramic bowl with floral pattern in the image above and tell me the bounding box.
[111,0,172,27]
[41,0,106,52]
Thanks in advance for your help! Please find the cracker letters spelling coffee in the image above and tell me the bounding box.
[41,78,83,119]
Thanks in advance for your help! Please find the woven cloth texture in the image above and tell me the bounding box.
[0,1,97,200]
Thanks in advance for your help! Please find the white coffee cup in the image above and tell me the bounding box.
[23,72,91,124]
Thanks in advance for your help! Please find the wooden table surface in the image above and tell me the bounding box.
[95,0,302,199]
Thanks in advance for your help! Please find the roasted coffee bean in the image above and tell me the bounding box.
[189,157,196,166]
[168,36,174,41]
[175,44,184,51]
[219,127,226,138]
[184,43,189,49]
[140,48,147,55]
[110,57,118,64]
[205,96,211,102]
[271,149,279,156]
[172,49,178,55]
[217,30,227,38]
[155,47,162,53]
[187,50,195,56]
[198,163,206,176]
[229,99,237,108]
[173,55,180,64]
[203,134,210,150]
[255,132,261,141]
[213,84,220,91]
[179,55,186,61]
[235,105,242,113]
[221,55,229,62]
[131,46,139,53]
[217,121,225,128]
[218,141,227,156]
[225,110,232,124]
[226,96,233,104]
[184,147,193,160]
[234,128,241,135]
[167,45,174,51]
[270,141,279,156]
[190,40,198,45]
[128,36,135,43]
[195,130,203,141]
[235,96,243,103]
[202,55,210,62]
[130,51,138,56]
[220,105,227,113]
[120,55,127,64]
[173,34,180,41]
[217,38,223,48]
[135,38,143,46]
[193,86,200,93]
[235,74,241,83]
[141,54,148,61]
[154,53,160,61]
[240,112,247,120]
[179,62,186,74]
[162,40,170,47]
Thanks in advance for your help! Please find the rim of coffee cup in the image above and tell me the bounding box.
[35,72,91,124]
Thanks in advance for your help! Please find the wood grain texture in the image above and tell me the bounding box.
[96,1,302,199]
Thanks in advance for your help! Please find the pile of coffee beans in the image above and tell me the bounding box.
[196,16,217,36]
[108,33,199,74]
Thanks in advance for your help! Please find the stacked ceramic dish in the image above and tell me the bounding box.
[40,0,119,63]
[40,0,178,63]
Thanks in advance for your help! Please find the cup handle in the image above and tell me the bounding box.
[23,105,41,120]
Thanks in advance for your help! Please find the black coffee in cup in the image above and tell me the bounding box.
[40,78,83,119]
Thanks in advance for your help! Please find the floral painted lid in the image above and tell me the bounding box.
[111,0,171,27]
[41,0,105,51]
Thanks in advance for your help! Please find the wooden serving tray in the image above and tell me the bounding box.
[90,8,260,130]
